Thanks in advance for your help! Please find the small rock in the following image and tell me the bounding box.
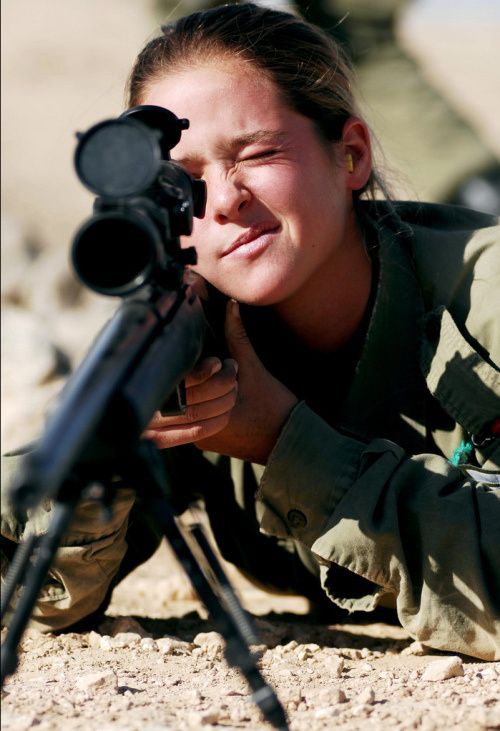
[358,687,375,705]
[340,648,362,660]
[99,635,118,650]
[87,631,102,649]
[112,632,142,647]
[76,671,118,695]
[280,640,298,653]
[282,687,304,705]
[359,662,374,673]
[304,643,321,654]
[478,667,499,681]
[187,709,220,726]
[140,637,157,652]
[325,655,345,677]
[317,687,347,704]
[99,616,151,638]
[189,689,203,703]
[421,656,464,681]
[401,640,432,656]
[352,703,373,716]
[157,637,193,656]
[193,632,225,655]
[314,706,342,719]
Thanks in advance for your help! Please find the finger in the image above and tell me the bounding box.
[143,412,232,450]
[186,358,238,405]
[148,385,237,428]
[224,300,260,362]
[185,357,223,387]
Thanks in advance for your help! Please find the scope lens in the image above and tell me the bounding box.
[72,214,158,296]
[76,120,161,197]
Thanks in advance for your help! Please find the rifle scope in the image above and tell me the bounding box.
[71,105,206,297]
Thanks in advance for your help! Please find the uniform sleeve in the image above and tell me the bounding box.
[1,453,135,632]
[257,401,500,660]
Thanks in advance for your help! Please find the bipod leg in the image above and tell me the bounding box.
[187,521,259,646]
[132,442,289,731]
[1,500,75,686]
[1,532,40,623]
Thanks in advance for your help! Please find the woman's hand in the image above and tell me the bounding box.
[144,300,298,464]
[196,300,298,463]
[143,356,239,449]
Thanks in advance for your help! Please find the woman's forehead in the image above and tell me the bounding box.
[145,59,273,107]
[143,61,292,152]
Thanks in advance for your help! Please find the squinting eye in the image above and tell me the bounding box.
[243,149,277,161]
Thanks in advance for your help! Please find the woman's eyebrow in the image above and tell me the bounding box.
[224,130,288,152]
[174,130,287,167]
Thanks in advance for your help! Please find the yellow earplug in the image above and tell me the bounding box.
[346,153,354,173]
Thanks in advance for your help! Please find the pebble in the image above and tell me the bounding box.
[359,662,374,673]
[193,632,225,652]
[340,648,363,660]
[189,689,203,703]
[478,667,499,681]
[280,640,298,653]
[112,632,142,647]
[325,655,345,677]
[140,637,157,652]
[401,640,432,656]
[76,670,118,695]
[156,637,193,656]
[99,634,140,651]
[282,687,304,705]
[104,617,151,638]
[352,703,373,716]
[87,631,102,649]
[317,687,347,704]
[296,649,310,662]
[187,709,221,726]
[421,656,464,681]
[314,706,342,719]
[358,686,376,705]
[99,635,120,650]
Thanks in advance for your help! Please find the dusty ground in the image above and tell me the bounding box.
[2,3,500,731]
[2,539,499,731]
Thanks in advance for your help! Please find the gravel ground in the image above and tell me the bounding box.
[2,543,499,731]
[2,3,499,731]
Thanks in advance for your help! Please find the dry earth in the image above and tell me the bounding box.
[2,540,500,731]
[2,3,500,731]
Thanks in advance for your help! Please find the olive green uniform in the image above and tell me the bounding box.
[2,201,499,660]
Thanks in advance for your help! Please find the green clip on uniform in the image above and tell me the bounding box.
[2,201,499,660]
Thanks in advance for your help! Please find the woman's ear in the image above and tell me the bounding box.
[341,117,372,192]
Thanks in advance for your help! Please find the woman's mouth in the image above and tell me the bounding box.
[222,224,280,259]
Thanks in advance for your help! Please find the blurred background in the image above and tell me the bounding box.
[2,0,500,452]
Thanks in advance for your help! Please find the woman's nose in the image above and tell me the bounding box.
[210,176,251,223]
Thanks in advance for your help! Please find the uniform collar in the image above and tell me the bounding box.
[338,202,428,448]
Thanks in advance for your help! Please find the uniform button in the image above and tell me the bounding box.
[287,509,307,529]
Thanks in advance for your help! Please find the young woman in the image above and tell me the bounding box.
[2,3,499,660]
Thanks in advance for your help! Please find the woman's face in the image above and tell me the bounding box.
[143,61,360,307]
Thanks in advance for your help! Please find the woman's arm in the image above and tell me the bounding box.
[258,401,500,660]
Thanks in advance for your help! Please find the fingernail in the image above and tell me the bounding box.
[210,360,223,376]
[228,358,239,375]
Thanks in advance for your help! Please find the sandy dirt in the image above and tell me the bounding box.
[2,3,500,730]
[2,540,499,731]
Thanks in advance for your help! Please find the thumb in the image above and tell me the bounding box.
[224,299,260,363]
